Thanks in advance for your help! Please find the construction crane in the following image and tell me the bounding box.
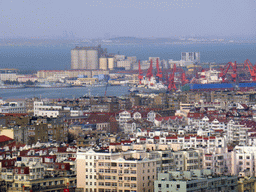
[244,59,256,81]
[168,64,177,91]
[156,58,163,82]
[146,59,153,80]
[138,60,143,84]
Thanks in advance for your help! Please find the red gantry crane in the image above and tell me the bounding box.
[156,58,163,82]
[138,60,143,84]
[230,61,237,82]
[219,62,232,82]
[244,59,256,81]
[146,59,153,80]
[219,61,238,83]
[168,64,177,91]
[181,69,189,85]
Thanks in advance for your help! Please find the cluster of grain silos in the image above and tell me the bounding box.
[71,45,119,70]
[71,46,101,70]
[99,57,115,70]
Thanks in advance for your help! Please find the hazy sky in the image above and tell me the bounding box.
[0,0,255,39]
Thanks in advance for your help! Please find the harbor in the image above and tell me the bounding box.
[0,85,131,99]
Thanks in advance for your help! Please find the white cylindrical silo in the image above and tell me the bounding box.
[86,50,99,69]
[79,49,87,69]
[71,49,79,69]
[99,57,108,70]
[108,57,115,70]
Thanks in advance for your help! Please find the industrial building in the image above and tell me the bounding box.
[71,45,104,70]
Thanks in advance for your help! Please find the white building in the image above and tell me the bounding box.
[116,60,132,70]
[34,101,63,117]
[231,146,256,177]
[0,101,26,114]
[181,52,200,63]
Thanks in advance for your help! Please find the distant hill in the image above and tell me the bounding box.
[108,36,182,44]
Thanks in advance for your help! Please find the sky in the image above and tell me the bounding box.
[0,0,255,39]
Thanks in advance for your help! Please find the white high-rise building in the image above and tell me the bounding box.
[181,52,200,63]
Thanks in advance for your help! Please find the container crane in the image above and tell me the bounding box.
[146,59,153,80]
[219,62,232,82]
[181,70,189,85]
[138,60,143,84]
[168,64,177,91]
[156,58,163,82]
[244,59,256,81]
[230,61,237,82]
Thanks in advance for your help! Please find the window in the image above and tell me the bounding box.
[166,184,169,188]
[124,177,130,180]
[177,184,180,189]
[106,156,111,160]
[124,183,130,187]
[158,184,162,188]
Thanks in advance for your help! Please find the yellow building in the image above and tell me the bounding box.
[77,149,158,192]
[0,128,14,139]
[76,78,99,85]
[238,177,256,192]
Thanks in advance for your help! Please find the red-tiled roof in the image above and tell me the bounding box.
[187,113,204,119]
[214,129,224,132]
[0,135,13,143]
[166,136,178,140]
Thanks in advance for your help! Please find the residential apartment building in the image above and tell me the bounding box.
[0,101,26,114]
[231,146,256,177]
[154,169,237,192]
[77,149,159,192]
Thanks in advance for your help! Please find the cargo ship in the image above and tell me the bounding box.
[182,82,256,92]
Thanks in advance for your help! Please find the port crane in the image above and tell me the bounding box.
[146,59,153,80]
[180,68,189,85]
[156,58,163,82]
[219,62,237,82]
[138,60,143,84]
[244,59,256,81]
[168,63,177,91]
[230,61,237,82]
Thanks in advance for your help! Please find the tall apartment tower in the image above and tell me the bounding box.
[181,52,200,63]
[71,45,103,69]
